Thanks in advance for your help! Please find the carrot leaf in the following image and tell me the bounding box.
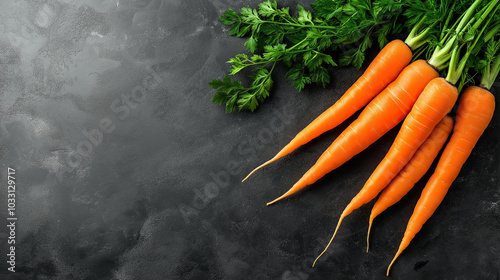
[210,64,275,113]
[211,0,472,113]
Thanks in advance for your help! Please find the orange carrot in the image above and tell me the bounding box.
[366,115,454,252]
[387,86,496,275]
[241,40,413,182]
[312,77,457,266]
[267,60,439,206]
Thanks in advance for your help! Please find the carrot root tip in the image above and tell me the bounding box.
[241,165,262,182]
[312,214,346,267]
[387,249,402,276]
[366,217,374,253]
[387,261,394,276]
[242,156,278,182]
[266,194,286,206]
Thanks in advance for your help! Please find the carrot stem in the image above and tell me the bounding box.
[439,2,457,41]
[428,0,498,71]
[405,16,436,51]
[446,1,500,84]
[454,0,483,34]
[483,21,500,42]
[480,44,500,90]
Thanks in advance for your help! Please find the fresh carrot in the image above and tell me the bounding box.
[241,39,413,182]
[241,6,453,182]
[310,0,498,266]
[267,59,439,206]
[388,4,500,273]
[312,77,457,266]
[386,86,496,275]
[366,115,454,252]
[265,0,485,205]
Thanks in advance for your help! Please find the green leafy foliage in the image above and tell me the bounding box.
[210,65,274,113]
[211,0,464,113]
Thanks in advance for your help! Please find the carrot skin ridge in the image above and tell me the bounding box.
[366,115,454,252]
[268,60,439,206]
[242,40,413,182]
[387,86,496,275]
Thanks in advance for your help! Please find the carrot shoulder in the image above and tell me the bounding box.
[268,59,439,206]
[387,86,496,275]
[366,115,454,252]
[242,40,413,182]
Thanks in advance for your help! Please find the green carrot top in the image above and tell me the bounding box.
[210,0,460,113]
[210,0,498,113]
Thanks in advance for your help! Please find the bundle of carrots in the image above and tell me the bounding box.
[218,0,499,276]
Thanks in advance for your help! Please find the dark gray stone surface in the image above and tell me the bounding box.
[0,1,498,279]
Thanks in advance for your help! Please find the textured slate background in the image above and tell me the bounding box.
[0,1,499,279]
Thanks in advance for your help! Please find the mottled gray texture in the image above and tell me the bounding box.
[0,0,499,279]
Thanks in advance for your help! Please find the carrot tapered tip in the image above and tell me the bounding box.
[387,259,395,276]
[242,156,279,182]
[266,199,279,206]
[366,218,373,253]
[387,249,402,276]
[266,192,289,206]
[266,179,305,205]
[241,163,265,182]
[312,214,346,267]
[241,166,260,182]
